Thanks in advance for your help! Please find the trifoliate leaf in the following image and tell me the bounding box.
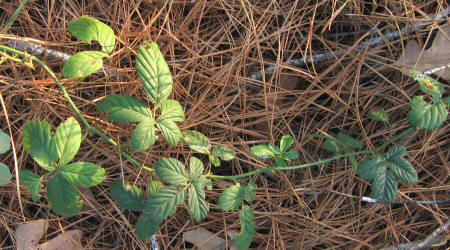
[110,179,145,211]
[243,182,256,202]
[189,156,204,178]
[386,145,406,159]
[212,145,236,161]
[388,157,418,183]
[47,173,83,217]
[67,16,115,53]
[148,179,163,195]
[367,107,389,123]
[97,94,153,122]
[235,205,255,250]
[130,119,157,151]
[22,119,57,171]
[160,99,185,122]
[0,163,11,186]
[62,51,107,78]
[19,170,42,201]
[336,133,363,149]
[356,155,386,180]
[183,130,211,154]
[54,117,81,166]
[0,130,10,154]
[188,182,209,221]
[250,144,275,159]
[59,162,105,188]
[371,169,398,201]
[218,183,244,212]
[136,41,173,104]
[279,135,294,151]
[157,117,183,146]
[155,158,189,185]
[407,96,448,130]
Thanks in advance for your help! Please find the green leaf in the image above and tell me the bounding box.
[336,133,363,149]
[0,163,11,186]
[22,119,57,171]
[62,51,107,78]
[97,94,153,122]
[155,158,189,185]
[371,169,398,201]
[197,175,212,190]
[274,157,287,168]
[388,158,418,183]
[367,107,389,123]
[110,179,145,211]
[235,205,255,250]
[407,96,448,130]
[135,213,160,240]
[148,179,163,195]
[218,183,244,212]
[0,130,10,154]
[386,145,406,159]
[357,155,386,180]
[244,182,256,202]
[47,173,83,217]
[411,70,444,102]
[189,156,204,178]
[282,150,298,160]
[157,117,183,146]
[212,145,236,161]
[349,155,358,171]
[250,144,275,159]
[444,96,450,106]
[54,117,81,166]
[188,182,209,221]
[160,100,185,122]
[183,130,211,154]
[209,154,221,167]
[59,162,105,188]
[67,16,115,53]
[322,139,343,153]
[130,119,157,151]
[136,41,173,104]
[19,170,42,201]
[145,186,186,228]
[279,135,294,151]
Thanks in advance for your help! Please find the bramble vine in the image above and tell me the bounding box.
[0,16,448,249]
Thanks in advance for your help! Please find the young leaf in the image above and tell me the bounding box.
[367,107,389,123]
[388,158,418,183]
[0,163,11,186]
[22,119,57,171]
[19,170,42,201]
[67,16,115,53]
[0,130,10,154]
[250,144,275,159]
[411,70,444,102]
[54,117,81,166]
[160,100,185,122]
[274,157,287,168]
[279,135,294,151]
[357,155,386,180]
[155,158,189,185]
[148,179,163,195]
[136,41,173,104]
[183,130,211,154]
[189,156,204,178]
[157,117,183,146]
[235,205,255,250]
[209,154,221,167]
[188,182,209,221]
[322,139,343,153]
[386,145,406,159]
[282,150,298,160]
[218,183,244,212]
[145,186,186,228]
[47,173,83,217]
[336,133,363,149]
[62,51,107,78]
[212,145,236,161]
[59,162,105,188]
[243,182,256,202]
[135,213,160,240]
[97,94,153,122]
[407,96,448,130]
[110,179,145,211]
[371,169,398,201]
[130,119,157,151]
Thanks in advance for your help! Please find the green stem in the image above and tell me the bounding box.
[208,127,415,181]
[0,45,153,173]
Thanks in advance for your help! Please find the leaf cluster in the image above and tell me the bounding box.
[250,135,298,167]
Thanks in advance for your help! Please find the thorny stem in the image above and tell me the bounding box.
[0,45,153,173]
